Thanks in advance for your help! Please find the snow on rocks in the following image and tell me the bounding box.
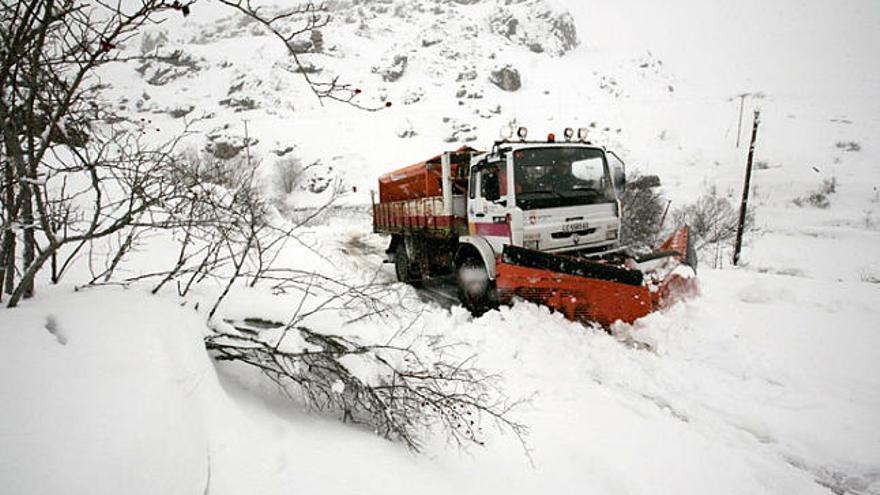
[489,64,522,92]
[487,1,579,56]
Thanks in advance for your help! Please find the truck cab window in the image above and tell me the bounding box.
[481,165,501,201]
[513,147,615,210]
[469,165,479,199]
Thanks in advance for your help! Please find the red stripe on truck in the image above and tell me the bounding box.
[473,222,511,237]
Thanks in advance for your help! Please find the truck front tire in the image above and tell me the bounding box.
[456,254,498,316]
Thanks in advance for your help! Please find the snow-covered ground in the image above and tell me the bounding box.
[3,216,879,494]
[2,0,879,494]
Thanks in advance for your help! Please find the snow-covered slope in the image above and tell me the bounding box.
[3,229,879,494]
[2,0,879,494]
[98,0,880,279]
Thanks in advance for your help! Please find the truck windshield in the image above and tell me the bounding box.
[513,147,615,210]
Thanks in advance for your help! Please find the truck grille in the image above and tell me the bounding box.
[550,228,596,239]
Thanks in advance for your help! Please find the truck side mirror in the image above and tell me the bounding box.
[608,151,627,198]
[613,169,625,197]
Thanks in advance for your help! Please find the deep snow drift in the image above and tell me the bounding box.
[3,234,879,494]
[2,0,879,494]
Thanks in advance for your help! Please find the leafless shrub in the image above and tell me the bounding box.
[182,147,258,190]
[309,28,324,52]
[140,30,168,54]
[822,176,837,194]
[793,177,836,209]
[276,156,305,194]
[673,187,754,254]
[835,141,861,152]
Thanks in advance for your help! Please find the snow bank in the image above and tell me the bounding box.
[0,289,210,494]
[2,219,879,495]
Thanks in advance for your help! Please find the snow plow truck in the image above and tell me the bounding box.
[371,127,698,326]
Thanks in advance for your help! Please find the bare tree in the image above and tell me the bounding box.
[0,0,379,307]
[1,0,198,305]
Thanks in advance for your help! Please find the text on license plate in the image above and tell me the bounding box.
[562,221,590,232]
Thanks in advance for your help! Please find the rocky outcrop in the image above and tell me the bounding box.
[488,2,579,56]
[489,65,521,91]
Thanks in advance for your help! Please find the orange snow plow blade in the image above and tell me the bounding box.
[496,227,698,327]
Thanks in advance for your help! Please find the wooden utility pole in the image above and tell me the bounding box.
[733,110,760,266]
[734,92,749,148]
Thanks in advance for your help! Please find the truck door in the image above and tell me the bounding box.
[468,159,511,253]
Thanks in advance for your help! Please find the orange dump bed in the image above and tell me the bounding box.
[377,146,477,202]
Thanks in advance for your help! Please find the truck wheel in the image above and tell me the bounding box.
[394,243,422,286]
[456,255,498,316]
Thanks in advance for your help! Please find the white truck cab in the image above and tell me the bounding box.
[459,138,627,279]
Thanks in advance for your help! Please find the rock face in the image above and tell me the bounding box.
[551,13,579,53]
[488,2,579,56]
[489,65,521,91]
[205,132,258,160]
[377,55,408,82]
[135,49,202,86]
[206,140,243,160]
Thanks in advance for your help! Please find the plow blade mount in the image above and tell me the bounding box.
[495,226,698,327]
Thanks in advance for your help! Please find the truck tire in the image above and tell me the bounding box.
[456,254,498,316]
[394,242,422,286]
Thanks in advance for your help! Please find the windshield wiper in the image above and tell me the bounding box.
[571,185,601,194]
[519,189,565,199]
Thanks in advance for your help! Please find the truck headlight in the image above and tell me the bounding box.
[524,240,540,250]
[606,229,618,240]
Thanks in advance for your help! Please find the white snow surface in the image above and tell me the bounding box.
[2,0,880,494]
[3,256,879,494]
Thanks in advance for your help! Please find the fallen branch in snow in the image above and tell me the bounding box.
[205,319,531,457]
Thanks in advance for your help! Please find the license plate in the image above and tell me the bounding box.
[562,221,590,232]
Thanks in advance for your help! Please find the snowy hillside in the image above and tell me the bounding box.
[93,0,880,280]
[2,0,879,494]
